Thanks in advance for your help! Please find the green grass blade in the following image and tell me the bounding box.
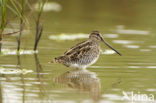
[9,0,22,19]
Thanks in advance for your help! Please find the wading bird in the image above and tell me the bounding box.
[51,31,121,69]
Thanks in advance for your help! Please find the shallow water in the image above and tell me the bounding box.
[0,0,156,103]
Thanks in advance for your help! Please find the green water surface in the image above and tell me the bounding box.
[0,0,156,103]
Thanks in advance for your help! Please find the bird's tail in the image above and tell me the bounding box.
[50,58,58,63]
[50,56,63,63]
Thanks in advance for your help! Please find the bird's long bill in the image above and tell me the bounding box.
[101,37,122,56]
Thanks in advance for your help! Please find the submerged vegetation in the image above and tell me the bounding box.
[0,0,47,55]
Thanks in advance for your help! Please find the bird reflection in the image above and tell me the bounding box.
[54,69,101,101]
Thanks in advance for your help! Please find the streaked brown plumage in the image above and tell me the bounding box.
[51,31,121,69]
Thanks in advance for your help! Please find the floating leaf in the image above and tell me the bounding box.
[124,45,140,49]
[49,33,119,41]
[0,68,33,75]
[140,49,151,52]
[149,45,156,48]
[22,69,33,74]
[116,25,149,35]
[34,2,62,12]
[101,49,115,55]
[104,34,118,38]
[112,40,135,44]
[49,33,89,40]
[1,49,38,56]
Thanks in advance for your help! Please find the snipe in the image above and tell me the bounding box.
[51,31,121,69]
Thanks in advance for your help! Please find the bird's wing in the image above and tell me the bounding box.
[64,40,91,55]
[63,40,93,59]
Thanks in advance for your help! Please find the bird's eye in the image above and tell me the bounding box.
[96,34,100,36]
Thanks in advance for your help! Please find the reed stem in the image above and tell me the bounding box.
[33,0,46,51]
[17,0,25,51]
[0,0,8,54]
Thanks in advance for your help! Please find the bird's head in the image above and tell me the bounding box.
[89,31,103,41]
[89,31,122,56]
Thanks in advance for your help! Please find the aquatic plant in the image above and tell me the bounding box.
[0,67,33,74]
[1,49,38,56]
[9,0,26,51]
[0,0,8,54]
[0,0,26,54]
[17,0,25,51]
[0,0,47,55]
[34,0,47,51]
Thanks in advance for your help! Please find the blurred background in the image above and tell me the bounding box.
[0,0,156,103]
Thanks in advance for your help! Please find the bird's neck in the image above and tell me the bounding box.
[90,38,100,44]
